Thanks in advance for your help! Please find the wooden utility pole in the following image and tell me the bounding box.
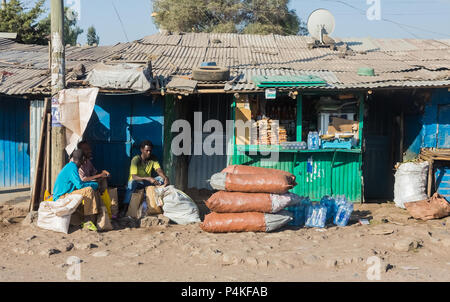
[50,0,66,190]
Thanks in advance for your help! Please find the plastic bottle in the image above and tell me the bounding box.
[334,197,353,227]
[320,196,337,223]
[305,203,327,228]
[307,156,313,173]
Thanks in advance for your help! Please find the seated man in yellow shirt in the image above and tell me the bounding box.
[121,140,169,216]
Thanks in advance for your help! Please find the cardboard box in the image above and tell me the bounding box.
[235,96,252,145]
[145,186,163,215]
[126,189,144,218]
[328,117,358,135]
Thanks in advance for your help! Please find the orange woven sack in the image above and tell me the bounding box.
[201,212,266,233]
[225,173,293,194]
[205,191,272,213]
[222,165,296,184]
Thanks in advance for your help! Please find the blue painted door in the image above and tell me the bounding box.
[83,94,163,188]
[0,97,30,188]
[437,104,450,148]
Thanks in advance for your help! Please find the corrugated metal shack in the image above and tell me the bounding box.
[1,33,449,202]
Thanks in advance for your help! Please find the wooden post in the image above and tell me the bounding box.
[50,0,66,190]
[427,160,433,197]
[163,95,175,184]
[359,94,365,203]
[46,113,52,192]
[399,111,404,163]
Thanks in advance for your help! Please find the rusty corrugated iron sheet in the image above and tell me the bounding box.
[1,32,449,96]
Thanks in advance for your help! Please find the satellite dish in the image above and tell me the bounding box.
[307,9,335,44]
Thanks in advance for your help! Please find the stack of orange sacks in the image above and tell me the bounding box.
[201,165,300,233]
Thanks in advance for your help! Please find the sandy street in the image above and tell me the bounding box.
[1,195,450,282]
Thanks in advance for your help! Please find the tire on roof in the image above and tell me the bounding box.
[192,66,230,81]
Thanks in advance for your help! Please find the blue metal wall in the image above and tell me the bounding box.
[404,89,450,158]
[0,97,30,188]
[83,94,163,187]
[422,89,450,149]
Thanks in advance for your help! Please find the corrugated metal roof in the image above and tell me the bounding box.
[1,32,449,96]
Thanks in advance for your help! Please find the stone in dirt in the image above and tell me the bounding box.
[385,263,395,272]
[57,242,74,252]
[369,227,395,235]
[393,238,423,252]
[92,250,110,257]
[25,235,37,241]
[75,243,98,250]
[40,248,61,257]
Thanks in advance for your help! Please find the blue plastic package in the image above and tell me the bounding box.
[307,132,320,150]
[334,197,353,227]
[320,196,337,223]
[285,197,311,226]
[305,203,327,228]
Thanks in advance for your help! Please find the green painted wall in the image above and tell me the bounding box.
[232,151,362,202]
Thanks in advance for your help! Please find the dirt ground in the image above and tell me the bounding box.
[1,192,450,282]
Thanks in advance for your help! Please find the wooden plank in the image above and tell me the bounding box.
[39,152,47,204]
[427,160,433,198]
[399,111,404,163]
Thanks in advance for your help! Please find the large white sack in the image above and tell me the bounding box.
[37,194,83,234]
[156,186,201,225]
[394,161,429,208]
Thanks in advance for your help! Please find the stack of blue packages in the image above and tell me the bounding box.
[286,197,311,226]
[333,195,354,226]
[319,196,337,223]
[286,195,353,228]
[305,203,327,228]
